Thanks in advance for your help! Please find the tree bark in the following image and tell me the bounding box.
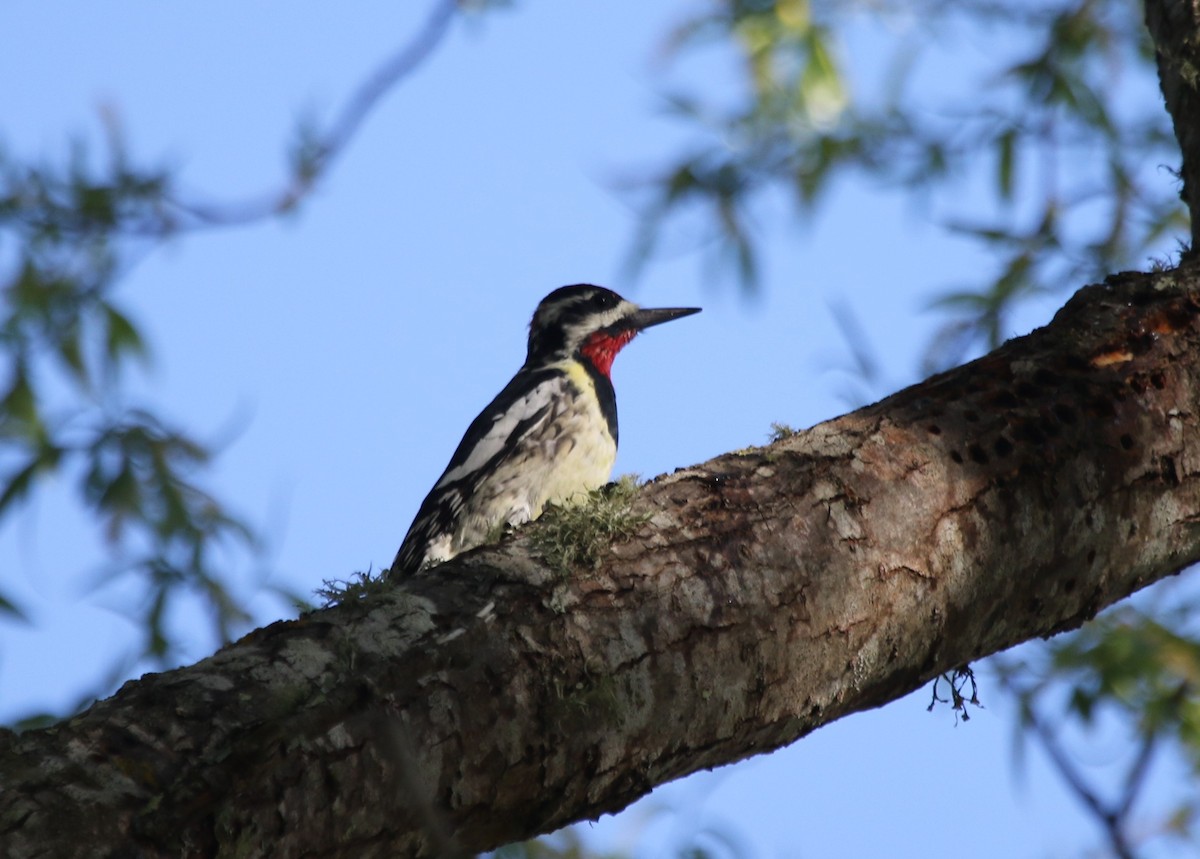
[3,264,1200,857]
[1146,0,1200,256]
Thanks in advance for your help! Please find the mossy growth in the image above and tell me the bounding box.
[733,422,800,457]
[315,568,388,608]
[482,516,514,546]
[556,674,621,724]
[531,474,649,577]
[768,421,799,442]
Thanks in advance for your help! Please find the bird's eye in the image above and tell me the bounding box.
[592,290,619,309]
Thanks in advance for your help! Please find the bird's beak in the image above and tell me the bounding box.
[626,305,702,331]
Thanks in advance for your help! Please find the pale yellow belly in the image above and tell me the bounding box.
[450,363,616,555]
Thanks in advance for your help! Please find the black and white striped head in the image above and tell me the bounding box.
[526,284,700,376]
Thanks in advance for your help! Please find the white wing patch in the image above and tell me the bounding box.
[440,365,616,558]
[434,379,559,489]
[395,360,619,575]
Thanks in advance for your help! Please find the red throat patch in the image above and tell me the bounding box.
[580,329,637,378]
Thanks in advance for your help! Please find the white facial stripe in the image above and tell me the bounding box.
[560,299,639,349]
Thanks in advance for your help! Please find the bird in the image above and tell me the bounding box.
[390,284,700,577]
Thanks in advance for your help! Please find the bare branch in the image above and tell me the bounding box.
[156,0,461,231]
[5,263,1200,856]
[999,671,1139,859]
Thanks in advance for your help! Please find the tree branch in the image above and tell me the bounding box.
[1145,0,1200,256]
[162,0,461,231]
[5,263,1200,856]
[998,671,1142,859]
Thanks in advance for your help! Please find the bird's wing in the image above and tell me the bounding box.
[391,367,561,575]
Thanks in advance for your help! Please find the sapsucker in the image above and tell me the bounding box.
[390,284,700,576]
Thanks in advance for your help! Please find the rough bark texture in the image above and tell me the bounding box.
[3,264,1200,857]
[1146,0,1200,255]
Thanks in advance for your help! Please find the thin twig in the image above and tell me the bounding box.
[1116,729,1159,822]
[998,672,1140,859]
[320,0,460,168]
[1115,683,1187,822]
[169,0,461,228]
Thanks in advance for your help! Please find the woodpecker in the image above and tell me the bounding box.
[390,284,700,577]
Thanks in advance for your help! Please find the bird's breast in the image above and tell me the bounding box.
[455,365,617,548]
[526,363,617,513]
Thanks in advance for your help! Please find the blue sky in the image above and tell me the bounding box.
[0,3,1187,857]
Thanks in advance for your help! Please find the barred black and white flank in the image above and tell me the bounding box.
[390,284,700,577]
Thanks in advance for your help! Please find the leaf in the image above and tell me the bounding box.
[1,369,38,429]
[800,27,847,122]
[102,302,147,366]
[96,463,141,543]
[996,128,1016,201]
[0,589,28,623]
[144,582,171,660]
[75,183,116,227]
[56,332,89,388]
[664,162,699,204]
[943,219,1024,246]
[0,457,44,516]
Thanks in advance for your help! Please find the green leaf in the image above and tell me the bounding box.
[96,464,141,543]
[800,28,846,120]
[665,163,699,204]
[996,128,1016,201]
[102,302,146,365]
[0,589,28,623]
[0,459,40,515]
[144,583,171,660]
[76,184,116,227]
[56,332,89,387]
[1,369,38,428]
